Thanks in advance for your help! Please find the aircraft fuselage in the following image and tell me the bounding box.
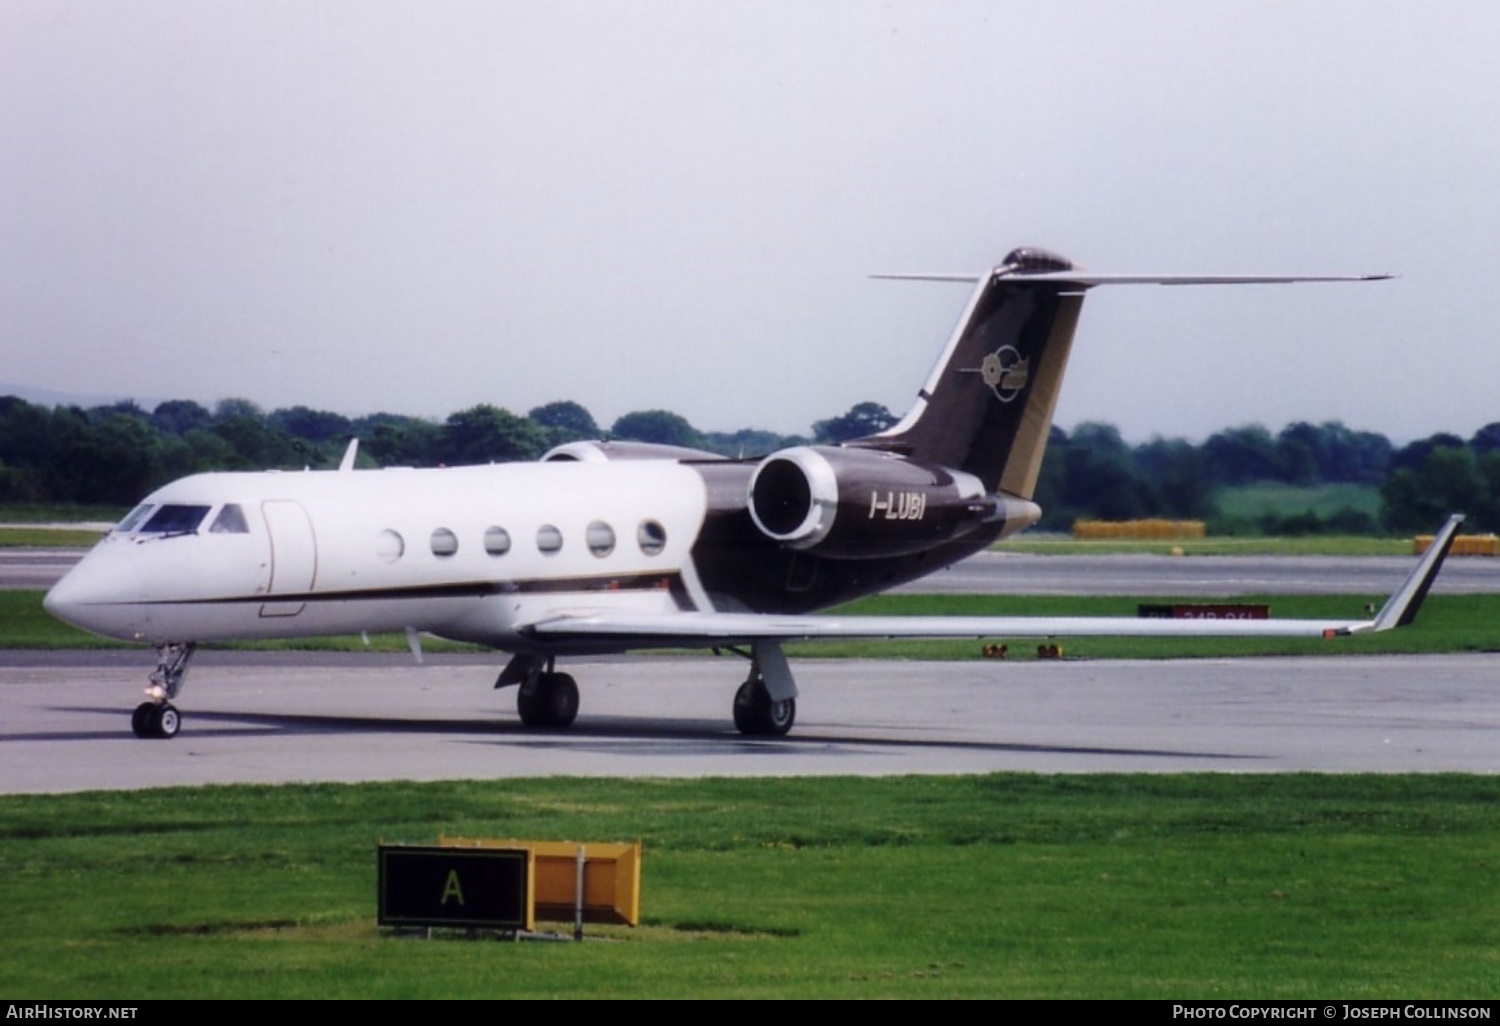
[43,458,1016,652]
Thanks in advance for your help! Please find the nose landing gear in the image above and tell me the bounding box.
[131,642,195,739]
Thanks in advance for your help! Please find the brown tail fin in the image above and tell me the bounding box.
[851,247,1087,499]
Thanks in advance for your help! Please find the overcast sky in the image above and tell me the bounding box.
[2,1,1496,443]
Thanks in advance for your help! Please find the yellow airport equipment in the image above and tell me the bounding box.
[441,837,641,929]
[1072,519,1207,540]
[1415,533,1498,556]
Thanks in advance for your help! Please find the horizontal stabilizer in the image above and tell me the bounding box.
[1012,271,1394,286]
[873,271,1394,286]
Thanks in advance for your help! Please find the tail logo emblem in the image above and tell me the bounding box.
[980,345,1029,403]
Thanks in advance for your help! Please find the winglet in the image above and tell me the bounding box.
[339,438,359,472]
[1369,514,1464,631]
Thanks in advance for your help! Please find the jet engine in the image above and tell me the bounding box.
[747,446,1032,558]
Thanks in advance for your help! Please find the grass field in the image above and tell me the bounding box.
[1215,482,1383,521]
[994,534,1409,556]
[0,526,108,547]
[1,774,1495,998]
[0,503,124,524]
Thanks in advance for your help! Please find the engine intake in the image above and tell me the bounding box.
[747,446,1028,558]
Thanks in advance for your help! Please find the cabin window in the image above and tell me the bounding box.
[484,526,512,556]
[209,504,250,534]
[376,529,405,563]
[586,521,616,558]
[430,528,458,557]
[637,519,667,556]
[536,524,563,555]
[139,504,211,534]
[115,504,154,533]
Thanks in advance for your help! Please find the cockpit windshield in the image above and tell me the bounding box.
[114,504,155,533]
[138,504,212,535]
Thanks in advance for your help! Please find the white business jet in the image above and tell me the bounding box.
[43,248,1460,740]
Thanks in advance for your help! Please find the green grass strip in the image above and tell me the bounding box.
[0,774,1495,998]
[0,526,107,548]
[993,535,1413,556]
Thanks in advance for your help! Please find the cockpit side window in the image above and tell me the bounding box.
[115,504,155,533]
[208,504,250,534]
[139,504,211,535]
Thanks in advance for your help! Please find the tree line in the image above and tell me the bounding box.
[1,393,1496,534]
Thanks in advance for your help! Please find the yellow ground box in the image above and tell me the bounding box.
[1414,533,1498,556]
[1072,519,1207,540]
[440,836,642,927]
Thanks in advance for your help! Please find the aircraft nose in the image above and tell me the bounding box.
[43,553,139,640]
[44,565,95,632]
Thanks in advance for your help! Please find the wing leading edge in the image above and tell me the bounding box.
[526,516,1464,648]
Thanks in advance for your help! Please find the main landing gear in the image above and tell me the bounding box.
[495,640,801,737]
[733,674,796,736]
[131,642,195,739]
[517,671,580,729]
[731,640,798,737]
[496,654,579,729]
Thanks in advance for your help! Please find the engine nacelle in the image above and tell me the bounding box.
[747,446,1034,558]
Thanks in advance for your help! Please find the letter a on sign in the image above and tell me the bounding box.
[379,846,528,929]
[441,869,465,905]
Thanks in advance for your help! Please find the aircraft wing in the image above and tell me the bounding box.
[527,515,1463,647]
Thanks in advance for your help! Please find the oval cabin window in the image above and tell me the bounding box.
[637,519,667,556]
[586,521,616,558]
[376,529,405,563]
[536,524,563,554]
[430,528,458,557]
[484,526,512,556]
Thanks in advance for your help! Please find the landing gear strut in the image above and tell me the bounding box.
[132,642,195,739]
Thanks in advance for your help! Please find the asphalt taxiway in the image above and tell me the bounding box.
[2,649,1495,793]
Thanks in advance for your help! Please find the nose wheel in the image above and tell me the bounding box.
[129,642,195,739]
[132,701,181,739]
